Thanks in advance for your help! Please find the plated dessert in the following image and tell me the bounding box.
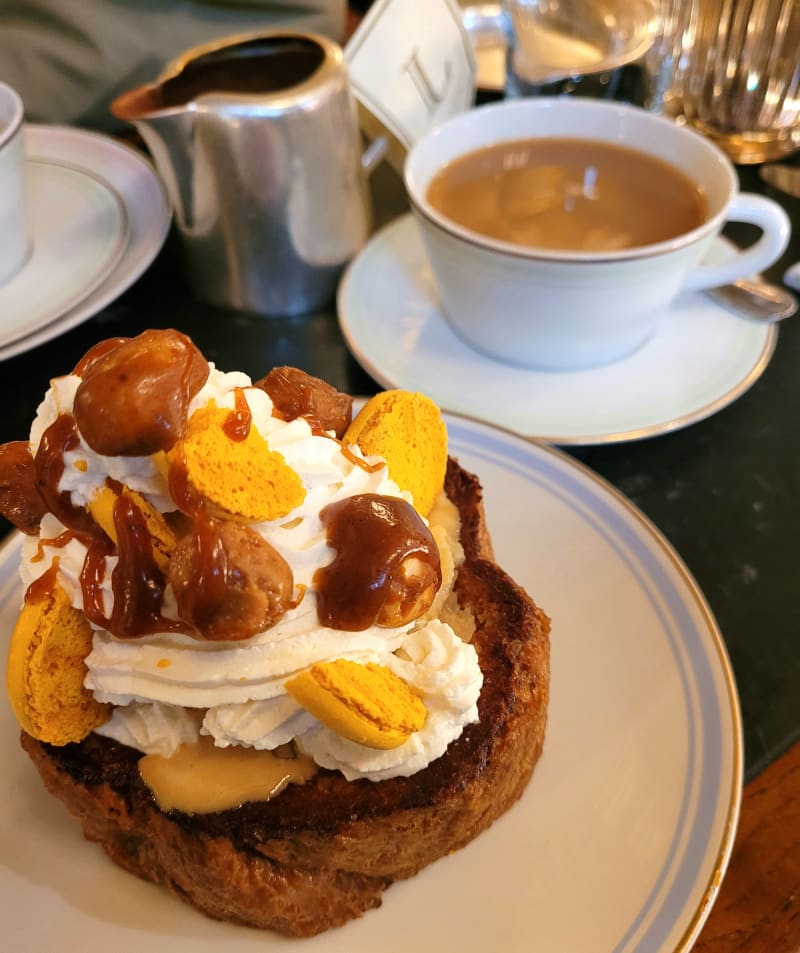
[0,329,550,937]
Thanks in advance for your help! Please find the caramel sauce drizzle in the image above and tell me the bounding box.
[24,561,59,605]
[32,529,74,563]
[32,412,190,639]
[223,387,252,442]
[109,493,188,637]
[165,448,287,636]
[167,451,204,519]
[78,494,191,638]
[291,582,307,609]
[178,511,233,634]
[80,536,114,628]
[34,414,99,538]
[309,425,385,475]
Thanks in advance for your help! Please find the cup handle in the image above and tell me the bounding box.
[682,193,791,293]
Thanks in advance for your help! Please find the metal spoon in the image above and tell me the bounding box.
[784,262,800,291]
[704,165,800,321]
[703,276,797,323]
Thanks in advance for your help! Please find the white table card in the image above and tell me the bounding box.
[345,0,476,162]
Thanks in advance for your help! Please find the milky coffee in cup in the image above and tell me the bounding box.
[425,136,708,253]
[404,98,791,371]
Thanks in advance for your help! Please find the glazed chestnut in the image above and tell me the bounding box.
[255,366,353,439]
[169,517,295,640]
[73,329,209,456]
[315,494,442,631]
[0,441,48,535]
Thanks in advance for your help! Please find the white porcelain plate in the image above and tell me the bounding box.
[0,413,741,953]
[0,158,127,347]
[0,125,172,361]
[338,214,778,445]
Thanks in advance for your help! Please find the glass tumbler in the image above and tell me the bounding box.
[502,0,658,100]
[644,0,800,163]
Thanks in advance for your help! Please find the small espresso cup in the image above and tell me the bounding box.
[404,97,791,370]
[0,82,30,286]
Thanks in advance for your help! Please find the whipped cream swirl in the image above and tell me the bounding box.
[22,365,483,781]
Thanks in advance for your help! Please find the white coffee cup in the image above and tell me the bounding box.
[0,82,30,286]
[404,97,791,370]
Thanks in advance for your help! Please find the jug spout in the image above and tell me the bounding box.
[111,82,164,124]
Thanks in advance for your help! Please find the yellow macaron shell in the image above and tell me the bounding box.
[6,580,110,745]
[343,390,447,517]
[173,403,306,522]
[286,659,427,750]
[88,484,176,574]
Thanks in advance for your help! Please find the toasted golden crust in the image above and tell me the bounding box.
[19,458,550,936]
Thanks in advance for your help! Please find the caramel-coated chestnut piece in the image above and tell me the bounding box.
[315,494,442,631]
[375,554,441,629]
[73,329,210,456]
[255,366,353,439]
[0,441,49,535]
[71,336,130,377]
[169,517,295,640]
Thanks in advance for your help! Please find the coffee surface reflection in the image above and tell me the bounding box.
[425,138,708,253]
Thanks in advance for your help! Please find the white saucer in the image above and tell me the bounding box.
[0,158,127,348]
[338,214,778,445]
[0,125,172,361]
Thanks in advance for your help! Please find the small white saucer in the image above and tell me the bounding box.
[0,158,127,348]
[338,214,778,445]
[0,125,172,362]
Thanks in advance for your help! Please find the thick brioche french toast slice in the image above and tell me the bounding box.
[19,458,551,937]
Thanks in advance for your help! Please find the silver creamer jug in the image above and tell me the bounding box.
[112,31,373,316]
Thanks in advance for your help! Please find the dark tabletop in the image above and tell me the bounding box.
[1,143,798,785]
